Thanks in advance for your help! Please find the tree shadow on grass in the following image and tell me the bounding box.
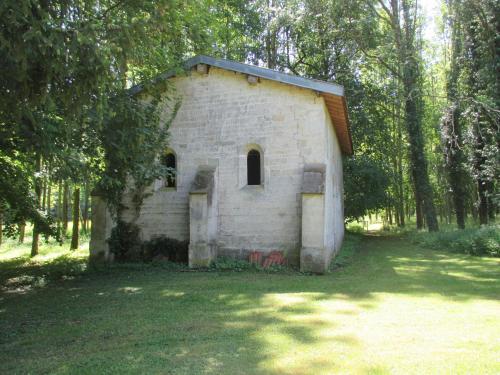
[0,233,499,374]
[351,234,500,301]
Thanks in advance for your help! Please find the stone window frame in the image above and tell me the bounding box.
[247,149,261,185]
[239,143,265,189]
[161,148,178,190]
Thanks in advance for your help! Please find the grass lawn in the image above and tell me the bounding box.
[1,232,499,374]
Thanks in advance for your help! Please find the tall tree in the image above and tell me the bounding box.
[401,0,439,231]
[441,0,467,229]
[0,0,200,241]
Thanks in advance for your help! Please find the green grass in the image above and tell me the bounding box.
[1,232,499,374]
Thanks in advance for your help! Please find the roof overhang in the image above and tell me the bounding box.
[130,55,353,155]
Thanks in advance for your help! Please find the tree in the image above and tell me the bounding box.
[356,0,439,231]
[344,156,390,221]
[440,0,467,229]
[70,188,80,250]
[0,0,201,244]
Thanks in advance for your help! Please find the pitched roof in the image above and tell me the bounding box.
[131,55,353,155]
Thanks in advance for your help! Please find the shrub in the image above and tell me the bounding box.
[107,220,142,261]
[411,225,499,257]
[141,236,188,263]
[209,256,292,273]
[210,257,253,271]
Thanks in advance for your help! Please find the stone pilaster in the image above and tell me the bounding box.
[300,164,327,273]
[188,166,218,267]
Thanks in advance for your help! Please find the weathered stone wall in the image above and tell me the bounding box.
[89,195,114,261]
[93,66,345,267]
[323,105,345,265]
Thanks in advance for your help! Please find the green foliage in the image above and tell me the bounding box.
[107,221,142,261]
[209,257,290,273]
[0,155,58,240]
[411,225,500,257]
[210,257,255,272]
[0,0,194,238]
[141,236,188,263]
[343,155,389,221]
[94,92,176,217]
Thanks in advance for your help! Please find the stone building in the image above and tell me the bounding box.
[90,55,352,273]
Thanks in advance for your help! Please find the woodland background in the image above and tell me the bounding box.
[0,0,498,255]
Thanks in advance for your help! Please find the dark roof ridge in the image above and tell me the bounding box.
[129,55,344,97]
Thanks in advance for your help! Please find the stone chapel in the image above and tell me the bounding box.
[90,55,353,273]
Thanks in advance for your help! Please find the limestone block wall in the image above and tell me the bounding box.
[323,105,345,265]
[133,67,332,264]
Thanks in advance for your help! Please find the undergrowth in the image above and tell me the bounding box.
[209,257,291,273]
[331,232,362,270]
[410,224,499,257]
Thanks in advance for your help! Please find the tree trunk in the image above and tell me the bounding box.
[70,188,80,250]
[82,182,90,233]
[477,179,489,225]
[473,115,489,225]
[442,0,467,229]
[402,0,438,232]
[18,222,25,243]
[446,192,453,224]
[46,180,51,216]
[415,189,424,230]
[0,209,3,248]
[31,154,42,257]
[486,181,495,221]
[57,180,62,232]
[41,178,46,211]
[62,180,69,236]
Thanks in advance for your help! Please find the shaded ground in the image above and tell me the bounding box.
[0,233,499,374]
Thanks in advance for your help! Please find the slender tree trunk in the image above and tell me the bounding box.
[31,154,42,257]
[82,181,90,233]
[46,180,51,216]
[415,188,424,229]
[477,179,489,225]
[62,180,69,236]
[486,181,495,221]
[18,222,25,243]
[57,180,62,232]
[41,178,46,211]
[0,209,3,248]
[473,116,489,225]
[70,188,80,250]
[397,164,405,227]
[447,193,453,224]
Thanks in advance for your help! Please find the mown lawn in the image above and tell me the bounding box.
[1,233,499,374]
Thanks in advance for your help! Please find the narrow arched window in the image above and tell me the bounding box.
[247,149,261,185]
[162,152,176,188]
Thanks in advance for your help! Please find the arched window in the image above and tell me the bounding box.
[161,151,176,188]
[247,149,261,185]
